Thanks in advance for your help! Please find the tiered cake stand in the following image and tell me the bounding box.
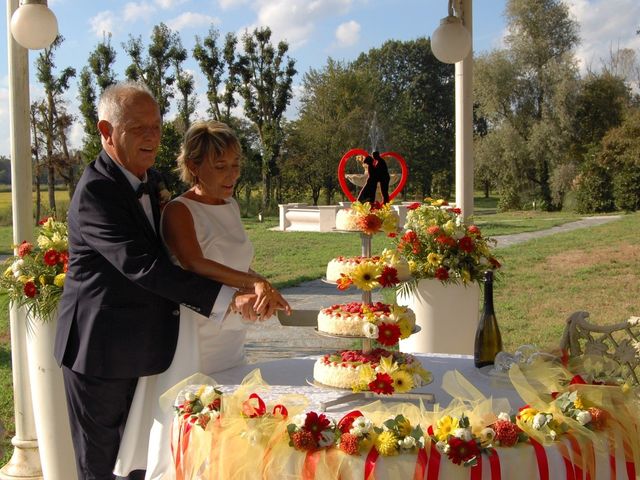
[312,232,435,411]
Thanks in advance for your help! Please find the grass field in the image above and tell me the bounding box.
[0,196,635,465]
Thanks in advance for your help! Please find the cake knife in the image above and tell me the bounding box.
[277,309,317,327]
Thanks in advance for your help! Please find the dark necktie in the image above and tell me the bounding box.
[136,182,149,199]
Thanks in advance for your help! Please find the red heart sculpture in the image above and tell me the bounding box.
[338,148,408,202]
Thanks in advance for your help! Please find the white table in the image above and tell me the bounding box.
[172,354,636,480]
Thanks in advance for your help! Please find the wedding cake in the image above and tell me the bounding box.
[317,301,415,339]
[325,254,411,284]
[334,201,398,234]
[313,348,432,393]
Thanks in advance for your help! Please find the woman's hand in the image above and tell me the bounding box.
[251,279,291,319]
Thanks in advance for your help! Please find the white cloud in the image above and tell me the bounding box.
[335,20,360,47]
[89,11,118,37]
[567,0,640,73]
[218,0,250,9]
[123,2,157,23]
[245,0,355,49]
[167,12,220,31]
[155,0,189,8]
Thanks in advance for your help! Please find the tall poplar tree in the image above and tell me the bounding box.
[236,27,296,210]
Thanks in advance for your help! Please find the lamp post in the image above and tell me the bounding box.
[431,0,474,220]
[1,1,58,478]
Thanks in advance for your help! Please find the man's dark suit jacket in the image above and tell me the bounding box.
[54,150,223,379]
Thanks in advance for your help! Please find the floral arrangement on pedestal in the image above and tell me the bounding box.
[394,198,501,286]
[0,217,68,321]
[346,201,399,235]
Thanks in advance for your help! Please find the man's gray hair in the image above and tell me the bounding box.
[97,81,156,125]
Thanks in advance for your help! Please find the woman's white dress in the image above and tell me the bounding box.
[114,196,252,479]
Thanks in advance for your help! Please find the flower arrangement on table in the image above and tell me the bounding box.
[394,198,501,287]
[175,384,223,429]
[344,201,399,235]
[0,217,68,321]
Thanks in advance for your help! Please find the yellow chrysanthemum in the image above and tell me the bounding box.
[381,214,399,234]
[461,269,471,283]
[573,396,585,410]
[443,220,455,233]
[350,262,382,291]
[407,260,417,274]
[54,273,65,288]
[4,267,13,277]
[427,252,442,267]
[38,275,49,286]
[435,415,459,442]
[395,415,413,436]
[375,430,398,456]
[351,201,371,216]
[391,370,414,394]
[518,407,538,424]
[17,275,31,284]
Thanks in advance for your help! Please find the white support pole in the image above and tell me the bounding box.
[455,0,474,220]
[0,0,42,479]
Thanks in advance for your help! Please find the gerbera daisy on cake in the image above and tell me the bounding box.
[335,201,399,235]
[331,249,411,290]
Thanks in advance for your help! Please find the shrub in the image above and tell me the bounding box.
[574,159,614,213]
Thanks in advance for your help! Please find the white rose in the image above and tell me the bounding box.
[436,440,450,454]
[351,417,372,435]
[184,391,196,402]
[576,411,592,426]
[498,412,511,422]
[533,413,548,430]
[292,414,306,429]
[480,427,495,444]
[400,436,416,449]
[363,322,379,339]
[453,428,473,441]
[418,436,425,449]
[199,386,219,407]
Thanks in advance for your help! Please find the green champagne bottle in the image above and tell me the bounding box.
[474,270,503,368]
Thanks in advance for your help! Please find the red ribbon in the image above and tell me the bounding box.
[566,433,584,480]
[529,438,549,480]
[425,426,441,480]
[557,441,576,480]
[364,447,380,480]
[470,454,482,480]
[623,439,637,480]
[413,447,429,480]
[338,410,364,434]
[488,449,501,480]
[302,450,320,480]
[272,404,288,418]
[242,393,267,417]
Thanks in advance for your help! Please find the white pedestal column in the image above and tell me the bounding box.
[1,0,42,478]
[398,279,480,355]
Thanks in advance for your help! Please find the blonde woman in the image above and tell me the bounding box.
[116,121,289,479]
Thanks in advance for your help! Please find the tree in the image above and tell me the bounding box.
[236,27,296,211]
[355,38,455,197]
[291,59,377,204]
[474,0,580,210]
[78,33,117,163]
[193,28,240,122]
[35,35,77,213]
[122,23,183,119]
[173,38,196,131]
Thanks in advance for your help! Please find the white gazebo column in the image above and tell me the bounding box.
[455,0,474,219]
[0,0,42,479]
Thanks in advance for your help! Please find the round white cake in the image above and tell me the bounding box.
[335,208,359,231]
[317,301,415,338]
[313,348,431,391]
[325,255,412,284]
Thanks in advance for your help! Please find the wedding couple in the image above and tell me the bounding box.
[53,81,290,480]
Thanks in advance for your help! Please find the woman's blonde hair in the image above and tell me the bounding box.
[176,120,241,186]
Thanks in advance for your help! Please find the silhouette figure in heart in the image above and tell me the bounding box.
[356,150,391,204]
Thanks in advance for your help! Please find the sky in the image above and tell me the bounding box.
[0,0,639,158]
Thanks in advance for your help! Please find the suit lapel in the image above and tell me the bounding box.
[96,151,159,241]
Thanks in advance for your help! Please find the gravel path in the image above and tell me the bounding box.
[244,214,622,363]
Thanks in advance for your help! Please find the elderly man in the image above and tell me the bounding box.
[54,82,256,480]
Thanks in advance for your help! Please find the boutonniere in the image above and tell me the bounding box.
[156,180,172,212]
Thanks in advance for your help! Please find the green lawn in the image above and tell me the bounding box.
[0,201,636,465]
